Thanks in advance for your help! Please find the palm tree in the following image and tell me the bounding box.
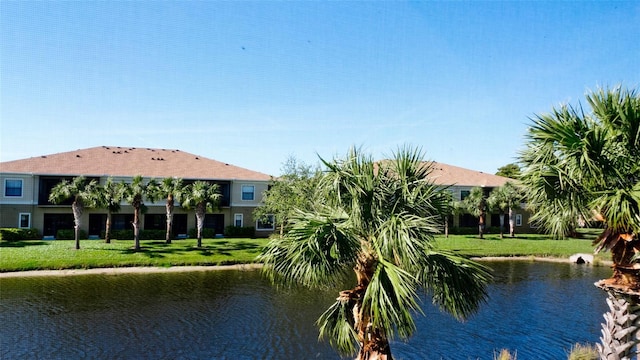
[462,186,488,239]
[150,177,185,244]
[519,86,640,358]
[259,146,492,359]
[181,181,222,248]
[95,177,126,244]
[123,175,157,251]
[487,182,523,238]
[48,176,98,249]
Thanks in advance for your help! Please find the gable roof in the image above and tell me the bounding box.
[0,146,271,181]
[427,161,512,187]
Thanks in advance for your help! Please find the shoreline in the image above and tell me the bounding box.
[0,263,263,278]
[0,256,610,278]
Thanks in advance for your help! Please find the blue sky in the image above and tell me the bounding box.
[1,1,638,176]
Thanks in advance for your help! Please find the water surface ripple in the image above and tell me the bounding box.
[0,261,610,359]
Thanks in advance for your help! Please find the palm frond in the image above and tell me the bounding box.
[317,297,358,355]
[361,259,420,340]
[418,250,492,320]
[258,209,359,288]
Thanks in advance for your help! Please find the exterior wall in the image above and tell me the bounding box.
[0,204,35,228]
[0,174,37,206]
[0,172,273,238]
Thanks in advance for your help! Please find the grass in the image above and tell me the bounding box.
[435,233,604,259]
[0,238,269,272]
[0,230,610,272]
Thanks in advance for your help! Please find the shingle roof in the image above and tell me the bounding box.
[427,161,512,187]
[0,146,272,181]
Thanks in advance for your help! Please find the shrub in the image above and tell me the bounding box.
[224,226,255,238]
[188,228,216,239]
[139,229,166,240]
[56,229,88,240]
[109,229,134,240]
[0,228,41,241]
[567,343,598,360]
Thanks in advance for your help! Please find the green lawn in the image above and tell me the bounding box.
[0,238,269,272]
[0,231,609,272]
[435,233,602,259]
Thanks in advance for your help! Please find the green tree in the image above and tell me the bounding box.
[519,86,640,358]
[48,176,98,249]
[123,175,158,251]
[253,156,321,235]
[495,163,521,179]
[150,177,185,244]
[487,182,523,238]
[259,146,491,359]
[462,187,489,239]
[181,181,222,248]
[95,177,126,243]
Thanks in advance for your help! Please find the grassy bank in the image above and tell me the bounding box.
[0,233,607,272]
[435,233,602,259]
[0,238,268,272]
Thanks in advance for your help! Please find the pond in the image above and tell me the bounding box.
[0,261,611,359]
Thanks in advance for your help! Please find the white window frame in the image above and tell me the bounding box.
[19,213,31,228]
[5,178,23,197]
[256,214,275,231]
[241,185,255,201]
[234,213,243,227]
[515,214,523,227]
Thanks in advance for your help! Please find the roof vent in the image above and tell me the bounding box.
[151,157,155,160]
[76,154,81,158]
[41,155,47,158]
[195,157,199,160]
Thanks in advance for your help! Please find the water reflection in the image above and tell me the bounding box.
[0,262,611,359]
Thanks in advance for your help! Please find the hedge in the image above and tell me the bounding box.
[0,228,42,241]
[224,226,255,238]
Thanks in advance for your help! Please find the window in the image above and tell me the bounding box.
[460,190,470,201]
[5,179,23,197]
[515,214,522,227]
[234,213,243,227]
[19,213,31,228]
[241,185,255,201]
[256,214,275,231]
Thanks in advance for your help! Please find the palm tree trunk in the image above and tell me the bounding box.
[72,200,83,250]
[166,197,174,244]
[499,212,505,239]
[105,211,112,243]
[133,202,141,251]
[508,207,515,237]
[444,217,449,238]
[478,212,485,239]
[595,286,640,359]
[350,254,392,360]
[196,204,205,248]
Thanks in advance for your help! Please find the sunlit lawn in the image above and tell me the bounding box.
[435,233,603,259]
[0,238,269,272]
[1,229,609,272]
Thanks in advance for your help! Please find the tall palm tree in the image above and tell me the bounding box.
[95,177,126,244]
[150,177,185,244]
[123,176,157,251]
[259,146,492,359]
[487,182,523,238]
[462,186,488,239]
[519,86,640,358]
[181,181,221,248]
[48,176,98,250]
